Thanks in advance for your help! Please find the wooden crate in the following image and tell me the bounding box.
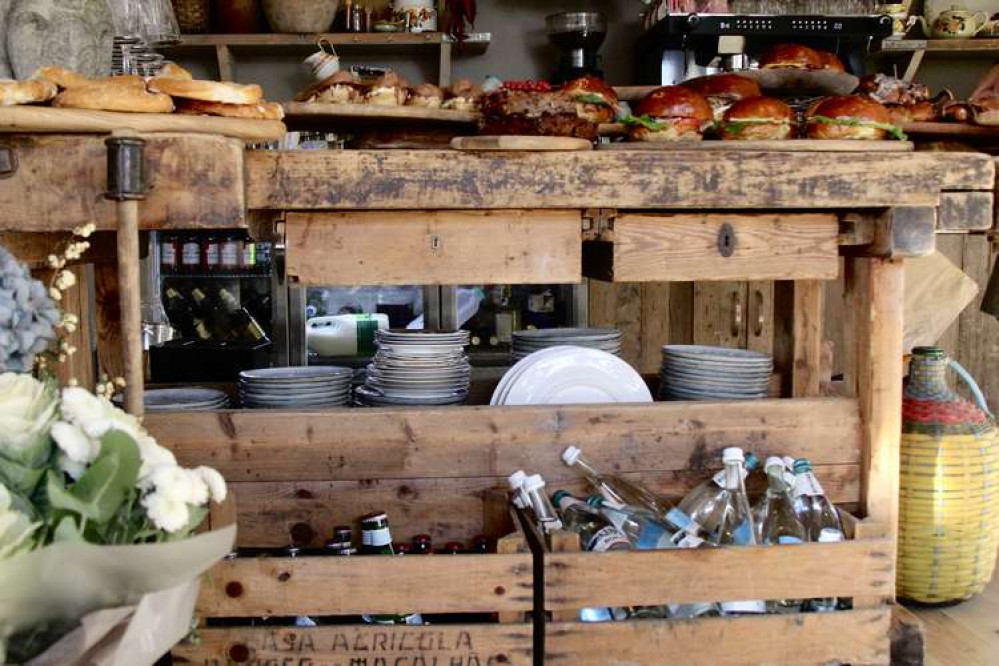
[533,501,893,666]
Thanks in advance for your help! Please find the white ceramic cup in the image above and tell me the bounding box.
[303,46,340,81]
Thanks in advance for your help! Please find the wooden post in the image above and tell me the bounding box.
[438,41,452,88]
[115,197,143,416]
[215,44,235,82]
[844,256,905,543]
[774,280,825,398]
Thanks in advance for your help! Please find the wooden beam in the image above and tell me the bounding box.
[842,208,937,258]
[174,624,533,666]
[148,398,863,483]
[891,604,926,666]
[937,192,994,232]
[245,150,994,211]
[197,553,533,616]
[545,610,890,666]
[0,134,246,231]
[845,257,905,539]
[544,540,893,609]
[285,210,582,286]
[792,281,825,397]
[585,213,839,282]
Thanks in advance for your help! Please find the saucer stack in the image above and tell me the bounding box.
[511,328,622,361]
[239,367,353,409]
[139,388,229,412]
[356,330,470,406]
[659,345,773,401]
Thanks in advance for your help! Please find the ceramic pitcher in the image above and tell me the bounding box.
[917,8,990,38]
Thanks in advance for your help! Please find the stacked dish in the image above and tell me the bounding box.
[659,345,773,401]
[492,346,652,406]
[512,328,622,361]
[239,366,353,409]
[140,388,229,412]
[357,329,470,406]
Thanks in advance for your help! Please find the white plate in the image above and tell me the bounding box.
[501,346,653,406]
[491,347,571,405]
[144,388,228,407]
[662,345,772,362]
[241,366,353,382]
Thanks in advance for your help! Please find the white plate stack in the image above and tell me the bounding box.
[239,367,353,409]
[659,345,773,401]
[491,345,653,406]
[139,388,229,412]
[356,329,471,407]
[511,328,622,361]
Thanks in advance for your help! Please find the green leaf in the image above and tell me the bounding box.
[621,114,667,131]
[574,93,611,106]
[45,431,141,525]
[810,115,908,141]
[52,515,85,542]
[0,457,46,496]
[166,504,209,541]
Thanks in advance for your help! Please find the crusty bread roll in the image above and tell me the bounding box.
[158,63,194,81]
[34,68,144,90]
[148,78,263,104]
[0,79,57,106]
[53,85,174,113]
[175,98,285,120]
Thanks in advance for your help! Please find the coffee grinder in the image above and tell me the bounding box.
[546,12,607,84]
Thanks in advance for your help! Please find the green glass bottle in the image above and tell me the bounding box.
[360,513,423,626]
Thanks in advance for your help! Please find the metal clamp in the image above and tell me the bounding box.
[0,147,17,179]
[104,136,147,201]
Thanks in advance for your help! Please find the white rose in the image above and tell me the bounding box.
[0,373,58,454]
[51,421,98,465]
[0,483,39,559]
[196,466,227,503]
[141,490,190,533]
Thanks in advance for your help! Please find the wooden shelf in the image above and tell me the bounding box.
[163,31,490,54]
[881,37,999,52]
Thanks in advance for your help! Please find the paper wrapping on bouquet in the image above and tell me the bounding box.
[899,347,998,604]
[0,525,235,665]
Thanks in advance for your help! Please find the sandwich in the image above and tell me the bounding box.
[681,73,761,122]
[816,51,845,73]
[442,79,482,111]
[480,87,599,139]
[759,44,823,70]
[298,70,364,104]
[562,75,618,124]
[719,97,794,140]
[366,72,409,106]
[407,83,444,108]
[806,95,906,140]
[625,86,713,142]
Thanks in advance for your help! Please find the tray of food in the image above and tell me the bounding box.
[0,65,286,141]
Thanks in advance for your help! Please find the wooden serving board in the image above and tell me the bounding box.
[599,139,914,152]
[451,135,593,151]
[901,121,999,137]
[281,101,481,127]
[0,106,286,141]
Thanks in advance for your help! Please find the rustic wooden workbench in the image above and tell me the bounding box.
[0,135,992,666]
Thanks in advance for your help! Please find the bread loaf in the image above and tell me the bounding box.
[158,63,194,81]
[175,98,285,120]
[0,79,57,106]
[53,85,174,113]
[148,78,263,104]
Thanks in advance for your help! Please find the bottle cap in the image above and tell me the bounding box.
[523,474,546,493]
[817,528,844,543]
[764,456,786,471]
[562,446,581,466]
[360,511,388,525]
[745,452,760,470]
[508,470,528,490]
[585,494,604,507]
[551,489,571,506]
[792,458,812,474]
[722,447,744,463]
[413,534,431,543]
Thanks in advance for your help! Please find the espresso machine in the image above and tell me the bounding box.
[637,12,894,85]
[546,12,607,84]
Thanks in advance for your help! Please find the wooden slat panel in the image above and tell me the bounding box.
[173,624,534,666]
[544,539,893,609]
[149,398,864,483]
[792,280,825,397]
[545,609,890,666]
[693,282,745,348]
[640,282,671,375]
[285,210,582,286]
[0,134,246,231]
[246,150,993,210]
[956,234,999,414]
[587,280,642,369]
[226,464,860,548]
[588,214,839,282]
[197,553,533,616]
[937,192,995,232]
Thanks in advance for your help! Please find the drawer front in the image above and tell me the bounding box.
[285,210,581,286]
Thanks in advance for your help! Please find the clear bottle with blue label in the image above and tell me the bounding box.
[791,458,844,542]
[679,452,760,536]
[758,457,807,612]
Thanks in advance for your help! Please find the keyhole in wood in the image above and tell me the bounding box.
[430,234,443,252]
[717,223,735,258]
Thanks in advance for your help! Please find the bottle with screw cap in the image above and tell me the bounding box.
[791,458,844,541]
[359,513,423,625]
[757,457,807,613]
[522,473,562,534]
[808,528,845,612]
[679,452,760,536]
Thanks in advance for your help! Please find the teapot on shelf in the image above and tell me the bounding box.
[915,7,991,39]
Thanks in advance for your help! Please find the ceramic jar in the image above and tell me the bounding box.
[393,0,436,32]
[4,0,114,79]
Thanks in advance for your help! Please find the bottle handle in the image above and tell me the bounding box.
[949,358,994,420]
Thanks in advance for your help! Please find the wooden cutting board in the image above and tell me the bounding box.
[599,139,914,152]
[902,121,999,137]
[0,106,287,141]
[451,135,593,151]
[282,102,481,127]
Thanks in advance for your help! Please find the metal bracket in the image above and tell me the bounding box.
[717,222,736,257]
[0,147,17,179]
[104,136,146,201]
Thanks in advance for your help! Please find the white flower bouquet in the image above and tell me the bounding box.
[0,242,234,665]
